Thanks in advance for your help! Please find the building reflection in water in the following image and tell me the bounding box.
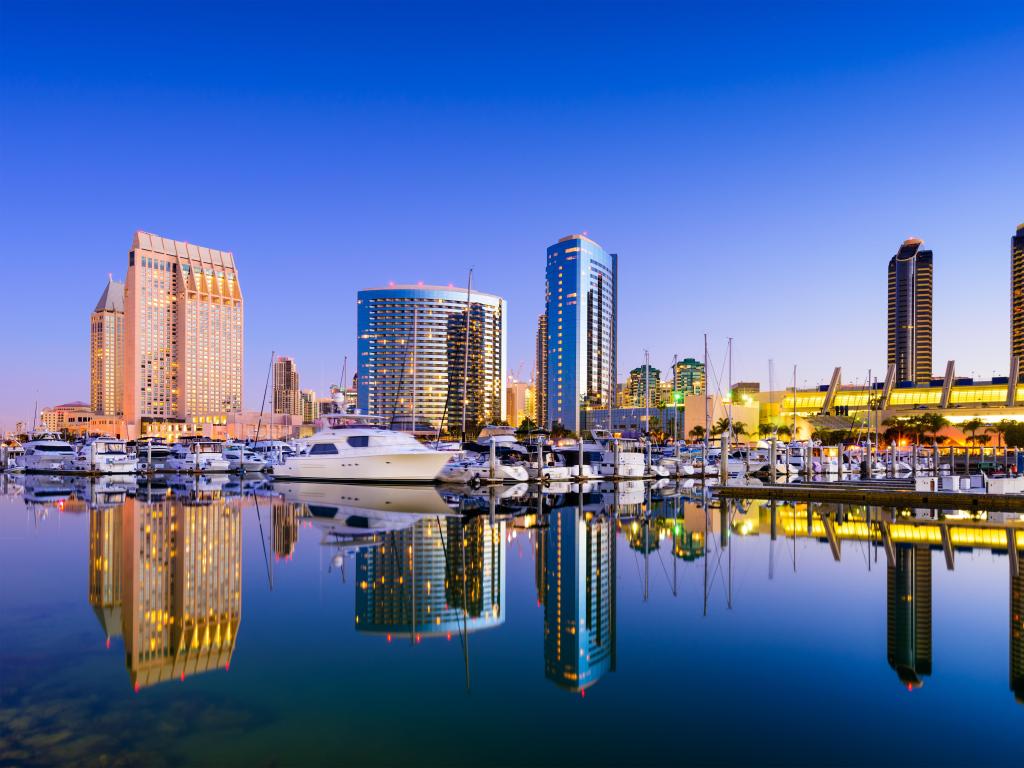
[541,493,616,692]
[1012,571,1023,704]
[355,516,505,639]
[88,495,242,690]
[887,544,933,689]
[272,500,300,560]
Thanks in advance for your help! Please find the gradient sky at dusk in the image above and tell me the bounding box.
[1,0,1022,427]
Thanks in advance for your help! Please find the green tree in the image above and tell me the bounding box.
[688,425,706,442]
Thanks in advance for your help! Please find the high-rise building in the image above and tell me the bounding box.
[543,500,616,692]
[1012,224,1024,360]
[300,389,319,424]
[535,314,548,428]
[624,365,661,407]
[91,276,124,417]
[357,285,507,435]
[272,356,302,416]
[886,544,932,689]
[544,234,617,432]
[124,231,243,438]
[672,358,705,398]
[888,238,933,384]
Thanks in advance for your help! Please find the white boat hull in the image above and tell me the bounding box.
[275,451,451,482]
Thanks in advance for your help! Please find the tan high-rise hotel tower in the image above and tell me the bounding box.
[124,231,243,438]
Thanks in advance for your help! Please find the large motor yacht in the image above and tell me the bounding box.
[19,432,76,473]
[272,413,452,482]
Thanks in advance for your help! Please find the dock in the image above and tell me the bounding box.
[715,478,1024,511]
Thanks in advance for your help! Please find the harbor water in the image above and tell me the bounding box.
[0,474,1021,766]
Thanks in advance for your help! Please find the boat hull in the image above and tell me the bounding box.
[273,451,451,482]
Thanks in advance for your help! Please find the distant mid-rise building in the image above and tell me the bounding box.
[124,231,243,438]
[733,381,761,399]
[672,357,705,398]
[90,276,124,417]
[544,234,617,432]
[272,356,302,416]
[624,365,661,407]
[506,377,530,428]
[1012,224,1024,360]
[40,402,93,433]
[888,238,933,384]
[535,314,548,428]
[357,285,507,435]
[300,390,319,424]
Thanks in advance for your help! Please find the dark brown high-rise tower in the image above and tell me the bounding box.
[887,238,933,384]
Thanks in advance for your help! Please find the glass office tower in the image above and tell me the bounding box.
[357,285,507,434]
[544,235,617,433]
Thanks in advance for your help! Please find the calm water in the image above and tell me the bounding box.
[1,474,1021,767]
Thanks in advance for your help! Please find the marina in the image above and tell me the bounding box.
[0,473,1021,766]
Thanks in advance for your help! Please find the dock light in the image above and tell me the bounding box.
[386,634,392,643]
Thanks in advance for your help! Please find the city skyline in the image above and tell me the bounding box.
[2,2,1023,427]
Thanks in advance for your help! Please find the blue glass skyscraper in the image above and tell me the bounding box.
[544,235,617,432]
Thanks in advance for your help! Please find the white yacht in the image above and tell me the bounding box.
[555,430,648,479]
[135,437,173,472]
[69,437,139,474]
[19,432,76,473]
[273,413,452,482]
[222,443,268,473]
[1,442,25,472]
[165,441,232,473]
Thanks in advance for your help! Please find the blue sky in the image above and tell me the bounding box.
[1,0,1022,427]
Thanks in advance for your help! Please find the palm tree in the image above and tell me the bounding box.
[758,422,777,438]
[688,425,705,442]
[987,419,1017,448]
[960,418,984,445]
[711,417,730,437]
[776,424,792,439]
[916,413,950,444]
[882,417,909,446]
[732,421,749,443]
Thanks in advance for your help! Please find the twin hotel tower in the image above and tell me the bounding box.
[63,224,1024,441]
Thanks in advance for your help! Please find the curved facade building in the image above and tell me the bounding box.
[887,238,933,385]
[357,285,507,434]
[544,234,617,433]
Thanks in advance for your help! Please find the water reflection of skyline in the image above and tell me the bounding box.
[6,474,1018,704]
[87,493,242,690]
